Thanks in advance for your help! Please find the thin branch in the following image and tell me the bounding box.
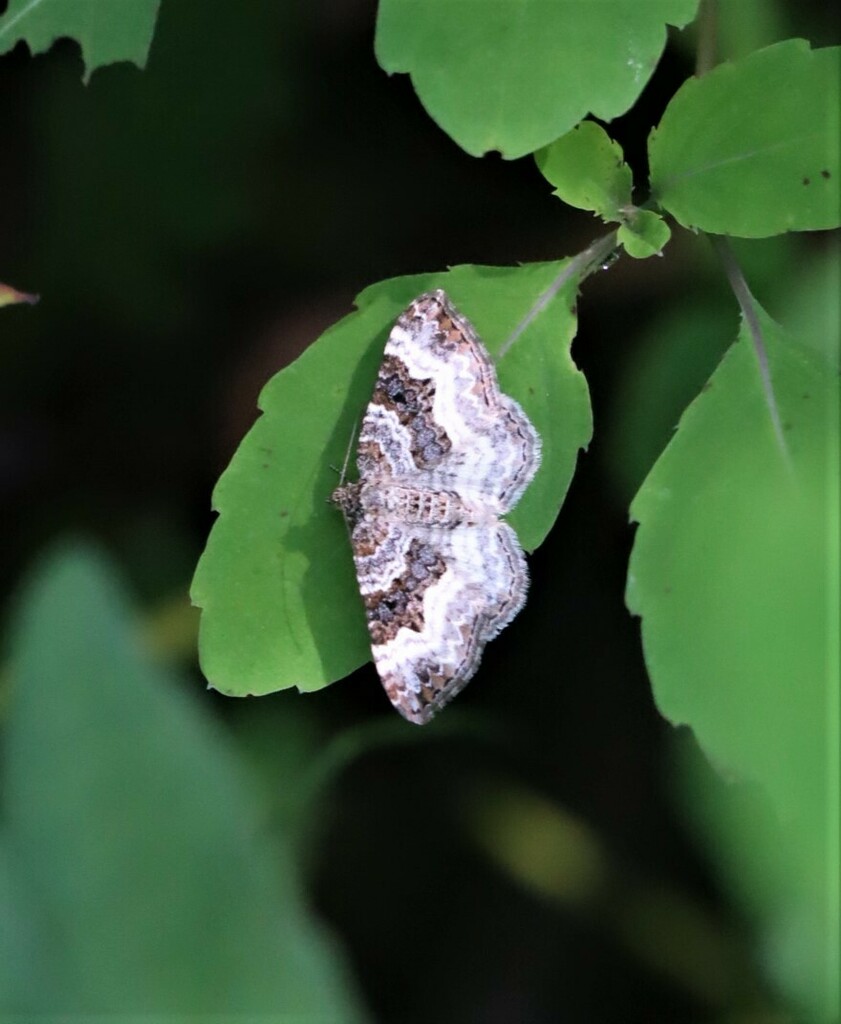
[498,229,619,360]
[710,235,794,475]
[695,0,718,78]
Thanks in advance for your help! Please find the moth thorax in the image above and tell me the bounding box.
[363,483,489,527]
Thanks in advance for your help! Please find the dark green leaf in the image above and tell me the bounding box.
[33,0,293,332]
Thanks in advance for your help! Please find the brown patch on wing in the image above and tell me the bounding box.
[349,518,393,559]
[363,538,446,645]
[383,663,455,720]
[372,353,451,468]
[407,291,498,411]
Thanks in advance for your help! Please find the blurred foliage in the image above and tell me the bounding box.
[1,544,367,1020]
[0,280,37,307]
[1,0,838,1021]
[31,0,294,333]
[627,308,838,1018]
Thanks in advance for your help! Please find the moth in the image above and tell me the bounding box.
[332,290,540,723]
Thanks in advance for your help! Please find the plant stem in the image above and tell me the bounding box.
[710,234,794,474]
[499,229,619,359]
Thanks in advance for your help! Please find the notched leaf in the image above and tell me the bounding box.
[0,0,161,81]
[536,121,633,222]
[375,0,700,158]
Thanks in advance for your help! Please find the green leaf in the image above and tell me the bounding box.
[649,40,841,236]
[617,209,672,258]
[627,311,839,1019]
[713,0,790,61]
[777,241,841,373]
[535,121,632,220]
[534,121,671,255]
[675,737,839,1022]
[1,543,367,1020]
[192,265,591,698]
[375,0,700,159]
[0,0,161,82]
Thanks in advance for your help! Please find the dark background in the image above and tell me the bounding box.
[1,2,836,1021]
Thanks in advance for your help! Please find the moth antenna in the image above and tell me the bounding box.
[337,420,358,485]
